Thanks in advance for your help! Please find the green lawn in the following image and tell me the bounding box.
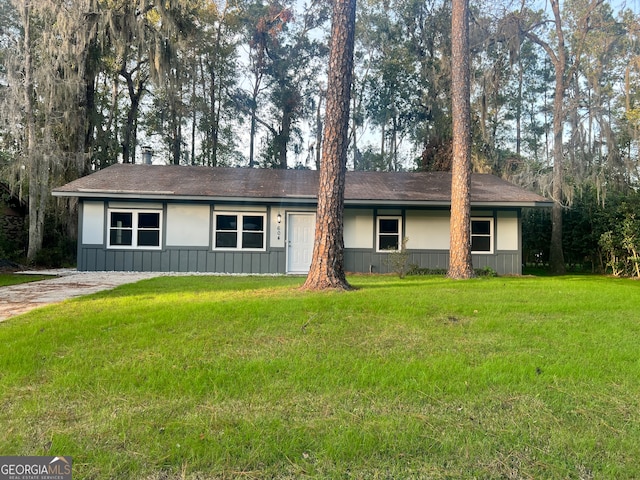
[1,274,639,479]
[0,273,52,287]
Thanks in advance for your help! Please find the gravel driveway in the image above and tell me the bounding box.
[0,270,165,321]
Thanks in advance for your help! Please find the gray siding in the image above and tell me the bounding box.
[78,246,520,275]
[344,249,521,275]
[78,247,286,274]
[77,199,523,275]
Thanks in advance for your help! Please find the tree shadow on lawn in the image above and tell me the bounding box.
[89,273,512,302]
[85,275,306,300]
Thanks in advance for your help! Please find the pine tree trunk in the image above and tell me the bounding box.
[121,70,142,164]
[447,0,474,279]
[22,0,41,262]
[316,90,323,170]
[301,0,356,291]
[277,105,293,169]
[516,52,523,158]
[548,0,566,275]
[249,76,260,168]
[548,67,566,273]
[249,105,257,168]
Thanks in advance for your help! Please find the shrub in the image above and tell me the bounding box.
[475,266,497,277]
[407,265,448,276]
[33,236,76,268]
[599,212,640,278]
[384,237,411,278]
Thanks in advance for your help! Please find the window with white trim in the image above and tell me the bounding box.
[376,216,402,252]
[108,210,162,249]
[214,213,266,250]
[471,218,494,253]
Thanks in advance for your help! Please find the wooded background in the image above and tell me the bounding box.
[0,0,639,274]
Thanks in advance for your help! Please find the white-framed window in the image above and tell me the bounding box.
[471,217,494,254]
[376,216,402,252]
[214,212,266,250]
[108,209,162,249]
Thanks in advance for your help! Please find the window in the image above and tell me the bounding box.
[471,218,493,253]
[108,210,162,249]
[377,216,402,252]
[214,213,265,250]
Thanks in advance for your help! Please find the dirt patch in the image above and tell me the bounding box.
[0,302,43,320]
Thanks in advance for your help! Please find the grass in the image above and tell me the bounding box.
[1,274,639,478]
[0,272,53,287]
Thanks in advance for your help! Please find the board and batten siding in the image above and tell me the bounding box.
[343,250,521,275]
[342,208,521,275]
[77,200,522,275]
[78,246,286,273]
[78,201,285,273]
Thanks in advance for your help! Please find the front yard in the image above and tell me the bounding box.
[0,274,638,478]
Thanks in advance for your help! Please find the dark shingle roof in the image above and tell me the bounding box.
[52,164,551,207]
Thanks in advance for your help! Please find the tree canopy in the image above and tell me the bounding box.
[0,0,639,269]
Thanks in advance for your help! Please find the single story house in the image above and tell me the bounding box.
[52,164,552,275]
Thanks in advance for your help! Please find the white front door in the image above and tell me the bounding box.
[287,213,316,273]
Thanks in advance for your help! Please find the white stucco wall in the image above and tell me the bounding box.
[344,209,374,249]
[405,210,450,250]
[88,200,519,254]
[82,201,105,245]
[166,204,211,247]
[497,210,519,251]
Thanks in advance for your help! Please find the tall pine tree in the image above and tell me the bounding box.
[448,0,474,279]
[302,0,356,291]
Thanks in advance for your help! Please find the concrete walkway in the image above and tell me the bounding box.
[0,270,165,321]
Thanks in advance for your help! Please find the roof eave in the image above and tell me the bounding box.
[470,201,554,208]
[51,190,319,204]
[52,190,552,208]
[345,199,553,208]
